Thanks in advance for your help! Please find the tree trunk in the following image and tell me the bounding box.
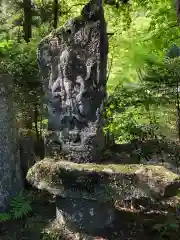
[53,0,58,29]
[176,81,180,142]
[176,0,180,25]
[105,130,115,147]
[34,102,39,141]
[18,111,33,129]
[23,0,32,42]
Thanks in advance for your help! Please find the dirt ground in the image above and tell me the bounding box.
[0,189,180,240]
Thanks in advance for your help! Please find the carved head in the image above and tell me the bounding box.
[81,0,102,21]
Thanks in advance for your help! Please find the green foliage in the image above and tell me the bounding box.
[41,233,58,240]
[0,40,14,55]
[10,191,32,219]
[0,37,43,130]
[0,39,39,86]
[153,213,180,239]
[0,191,32,223]
[1,0,180,144]
[105,52,180,143]
[0,213,11,222]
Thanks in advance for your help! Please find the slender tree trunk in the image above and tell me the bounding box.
[53,0,58,29]
[176,81,180,142]
[105,130,115,147]
[23,0,32,42]
[22,1,33,128]
[34,102,39,141]
[17,27,21,43]
[39,102,43,138]
[176,0,180,25]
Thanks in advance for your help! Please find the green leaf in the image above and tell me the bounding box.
[10,191,32,220]
[168,223,179,229]
[0,212,11,222]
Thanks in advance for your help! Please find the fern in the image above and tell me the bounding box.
[10,191,32,219]
[0,192,32,222]
[0,212,11,222]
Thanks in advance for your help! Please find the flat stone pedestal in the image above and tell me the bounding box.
[27,159,180,239]
[56,197,114,234]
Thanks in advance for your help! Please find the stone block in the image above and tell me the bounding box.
[56,197,114,234]
[27,159,180,235]
[37,0,108,163]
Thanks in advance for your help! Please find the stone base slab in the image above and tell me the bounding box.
[27,159,180,201]
[43,219,108,240]
[56,196,114,234]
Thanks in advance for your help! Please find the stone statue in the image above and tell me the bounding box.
[37,0,108,162]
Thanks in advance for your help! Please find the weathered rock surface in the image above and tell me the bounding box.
[43,219,109,240]
[27,158,180,235]
[37,0,108,163]
[27,159,180,201]
[0,74,23,212]
[56,197,114,234]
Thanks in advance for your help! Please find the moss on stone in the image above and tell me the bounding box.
[27,158,180,202]
[33,159,178,179]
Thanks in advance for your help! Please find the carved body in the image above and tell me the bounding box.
[37,0,108,162]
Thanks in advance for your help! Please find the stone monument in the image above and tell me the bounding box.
[0,74,23,212]
[37,0,108,163]
[27,2,180,239]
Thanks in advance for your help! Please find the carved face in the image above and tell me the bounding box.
[81,0,102,21]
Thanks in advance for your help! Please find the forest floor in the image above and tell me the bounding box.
[0,189,180,240]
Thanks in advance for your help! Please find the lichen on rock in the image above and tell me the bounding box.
[27,158,180,202]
